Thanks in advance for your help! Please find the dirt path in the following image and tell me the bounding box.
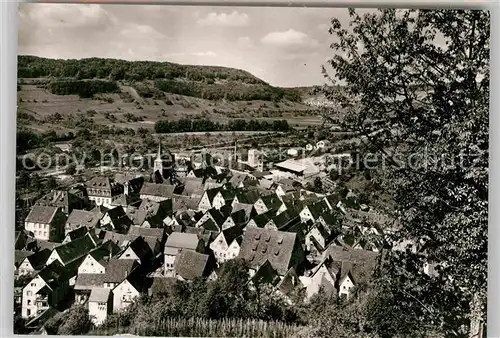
[119,85,145,105]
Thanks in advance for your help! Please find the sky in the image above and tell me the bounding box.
[18,4,375,87]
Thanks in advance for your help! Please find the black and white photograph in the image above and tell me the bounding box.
[14,4,489,337]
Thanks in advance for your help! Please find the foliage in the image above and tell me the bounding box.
[47,79,119,98]
[313,177,323,193]
[13,314,28,334]
[98,259,300,336]
[18,55,265,84]
[154,118,290,133]
[14,273,34,288]
[65,163,77,175]
[123,112,143,122]
[44,305,94,335]
[97,317,303,337]
[321,8,489,336]
[18,55,304,102]
[155,79,301,102]
[16,129,43,154]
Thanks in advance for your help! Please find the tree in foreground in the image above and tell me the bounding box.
[59,305,94,335]
[320,8,488,337]
[43,305,94,335]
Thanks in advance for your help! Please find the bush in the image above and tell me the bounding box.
[17,130,43,153]
[65,163,77,175]
[57,305,94,335]
[329,170,340,181]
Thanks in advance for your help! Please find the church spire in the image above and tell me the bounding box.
[156,139,163,160]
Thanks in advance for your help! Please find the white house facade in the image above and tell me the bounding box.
[253,198,268,215]
[18,259,35,276]
[88,288,112,326]
[338,274,355,297]
[24,206,66,242]
[197,192,212,213]
[299,206,316,223]
[112,279,140,313]
[45,250,63,267]
[78,255,106,274]
[306,264,336,299]
[21,275,46,318]
[117,246,141,263]
[305,227,326,252]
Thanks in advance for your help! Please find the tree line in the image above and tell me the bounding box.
[18,56,304,102]
[155,79,302,102]
[46,79,120,98]
[17,55,265,84]
[154,118,290,134]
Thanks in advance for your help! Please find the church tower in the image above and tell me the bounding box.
[154,141,165,174]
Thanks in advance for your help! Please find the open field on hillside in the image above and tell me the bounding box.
[17,83,323,133]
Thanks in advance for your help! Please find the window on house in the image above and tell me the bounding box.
[27,300,31,305]
[27,309,31,316]
[26,291,32,296]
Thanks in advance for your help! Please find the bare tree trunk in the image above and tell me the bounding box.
[469,293,483,338]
